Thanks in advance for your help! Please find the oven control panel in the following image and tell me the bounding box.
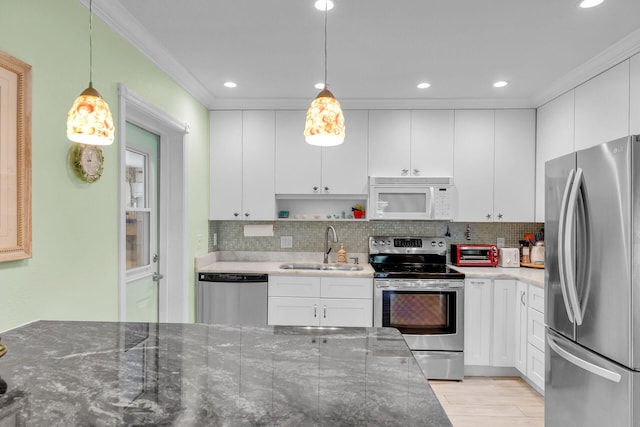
[369,236,447,254]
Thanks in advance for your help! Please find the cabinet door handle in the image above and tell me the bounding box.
[324,186,329,192]
[413,168,420,176]
[521,291,526,306]
[313,304,318,318]
[497,213,503,220]
[233,212,240,217]
[313,186,319,193]
[401,169,409,176]
[486,213,492,220]
[469,280,485,285]
[323,305,327,319]
[244,213,250,217]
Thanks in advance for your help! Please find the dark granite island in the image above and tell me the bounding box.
[0,321,452,426]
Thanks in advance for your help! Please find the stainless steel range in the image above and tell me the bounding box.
[370,236,465,380]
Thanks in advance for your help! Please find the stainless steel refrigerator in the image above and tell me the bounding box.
[545,135,640,426]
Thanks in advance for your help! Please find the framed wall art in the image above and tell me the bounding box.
[0,50,32,262]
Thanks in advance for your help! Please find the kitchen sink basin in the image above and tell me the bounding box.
[279,263,364,271]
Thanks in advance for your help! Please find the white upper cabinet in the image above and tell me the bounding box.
[368,110,412,177]
[368,110,454,178]
[494,109,535,222]
[454,110,495,222]
[210,111,275,220]
[210,111,242,220]
[275,110,322,194]
[454,109,535,222]
[209,111,275,220]
[410,110,455,177]
[276,110,368,195]
[535,90,576,222]
[574,60,630,151]
[242,111,276,219]
[321,110,369,194]
[630,53,640,135]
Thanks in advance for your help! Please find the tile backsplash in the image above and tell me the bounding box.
[209,220,543,254]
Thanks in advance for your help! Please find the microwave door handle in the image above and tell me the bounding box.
[558,168,575,323]
[565,168,584,325]
[428,187,435,219]
[548,333,621,383]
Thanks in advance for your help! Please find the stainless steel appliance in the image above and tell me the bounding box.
[450,243,499,267]
[197,272,268,326]
[545,135,640,427]
[370,236,465,380]
[368,176,454,220]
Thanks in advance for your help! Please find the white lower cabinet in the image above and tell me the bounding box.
[268,276,373,327]
[492,280,516,367]
[514,281,528,374]
[464,278,493,366]
[526,285,545,391]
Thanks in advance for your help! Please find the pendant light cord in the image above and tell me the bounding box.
[323,6,328,88]
[89,0,94,88]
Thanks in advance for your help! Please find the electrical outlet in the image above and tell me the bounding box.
[280,236,293,249]
[497,237,505,248]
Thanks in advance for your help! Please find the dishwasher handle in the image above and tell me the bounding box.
[198,273,268,282]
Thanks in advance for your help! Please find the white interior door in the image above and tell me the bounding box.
[124,122,160,322]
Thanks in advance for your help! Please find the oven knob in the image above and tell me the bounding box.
[431,241,437,247]
[438,241,444,247]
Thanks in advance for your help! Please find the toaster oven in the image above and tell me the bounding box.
[451,244,499,267]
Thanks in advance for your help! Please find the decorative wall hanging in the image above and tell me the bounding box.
[0,50,32,262]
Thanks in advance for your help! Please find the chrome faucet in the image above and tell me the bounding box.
[324,226,338,263]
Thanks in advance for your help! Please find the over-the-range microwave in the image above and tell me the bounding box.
[369,176,454,220]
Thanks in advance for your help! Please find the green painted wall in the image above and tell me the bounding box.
[0,0,210,331]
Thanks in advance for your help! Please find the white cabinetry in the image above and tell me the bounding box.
[268,276,372,327]
[494,110,535,222]
[492,280,516,367]
[454,109,535,222]
[454,110,495,222]
[275,110,368,195]
[514,281,528,374]
[631,53,640,135]
[574,60,630,151]
[464,278,493,366]
[368,110,454,177]
[535,91,575,222]
[526,285,545,391]
[210,111,275,220]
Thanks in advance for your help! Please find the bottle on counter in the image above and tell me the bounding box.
[337,243,347,263]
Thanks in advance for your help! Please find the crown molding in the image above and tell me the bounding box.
[208,97,537,110]
[532,27,640,107]
[84,0,215,108]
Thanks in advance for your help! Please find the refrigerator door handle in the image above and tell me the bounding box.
[565,168,585,325]
[548,333,622,383]
[558,168,576,323]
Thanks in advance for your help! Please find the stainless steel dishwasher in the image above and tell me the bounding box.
[196,272,268,326]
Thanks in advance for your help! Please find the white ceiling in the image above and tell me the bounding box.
[92,0,640,110]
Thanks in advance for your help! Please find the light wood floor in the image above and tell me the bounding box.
[430,376,544,427]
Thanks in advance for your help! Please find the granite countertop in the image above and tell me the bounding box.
[451,266,545,288]
[0,321,451,426]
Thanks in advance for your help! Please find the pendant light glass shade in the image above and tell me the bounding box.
[67,85,114,145]
[66,0,114,146]
[304,2,344,147]
[304,88,345,146]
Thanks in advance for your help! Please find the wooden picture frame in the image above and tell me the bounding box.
[0,50,32,262]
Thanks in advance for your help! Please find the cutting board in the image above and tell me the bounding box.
[520,262,544,269]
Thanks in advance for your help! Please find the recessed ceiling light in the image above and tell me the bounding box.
[223,81,237,88]
[314,0,334,11]
[579,0,604,8]
[315,82,326,90]
[493,81,508,88]
[417,82,431,89]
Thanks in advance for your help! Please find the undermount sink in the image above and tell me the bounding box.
[279,263,364,271]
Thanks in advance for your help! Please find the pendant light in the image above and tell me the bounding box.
[67,0,114,146]
[304,0,345,147]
